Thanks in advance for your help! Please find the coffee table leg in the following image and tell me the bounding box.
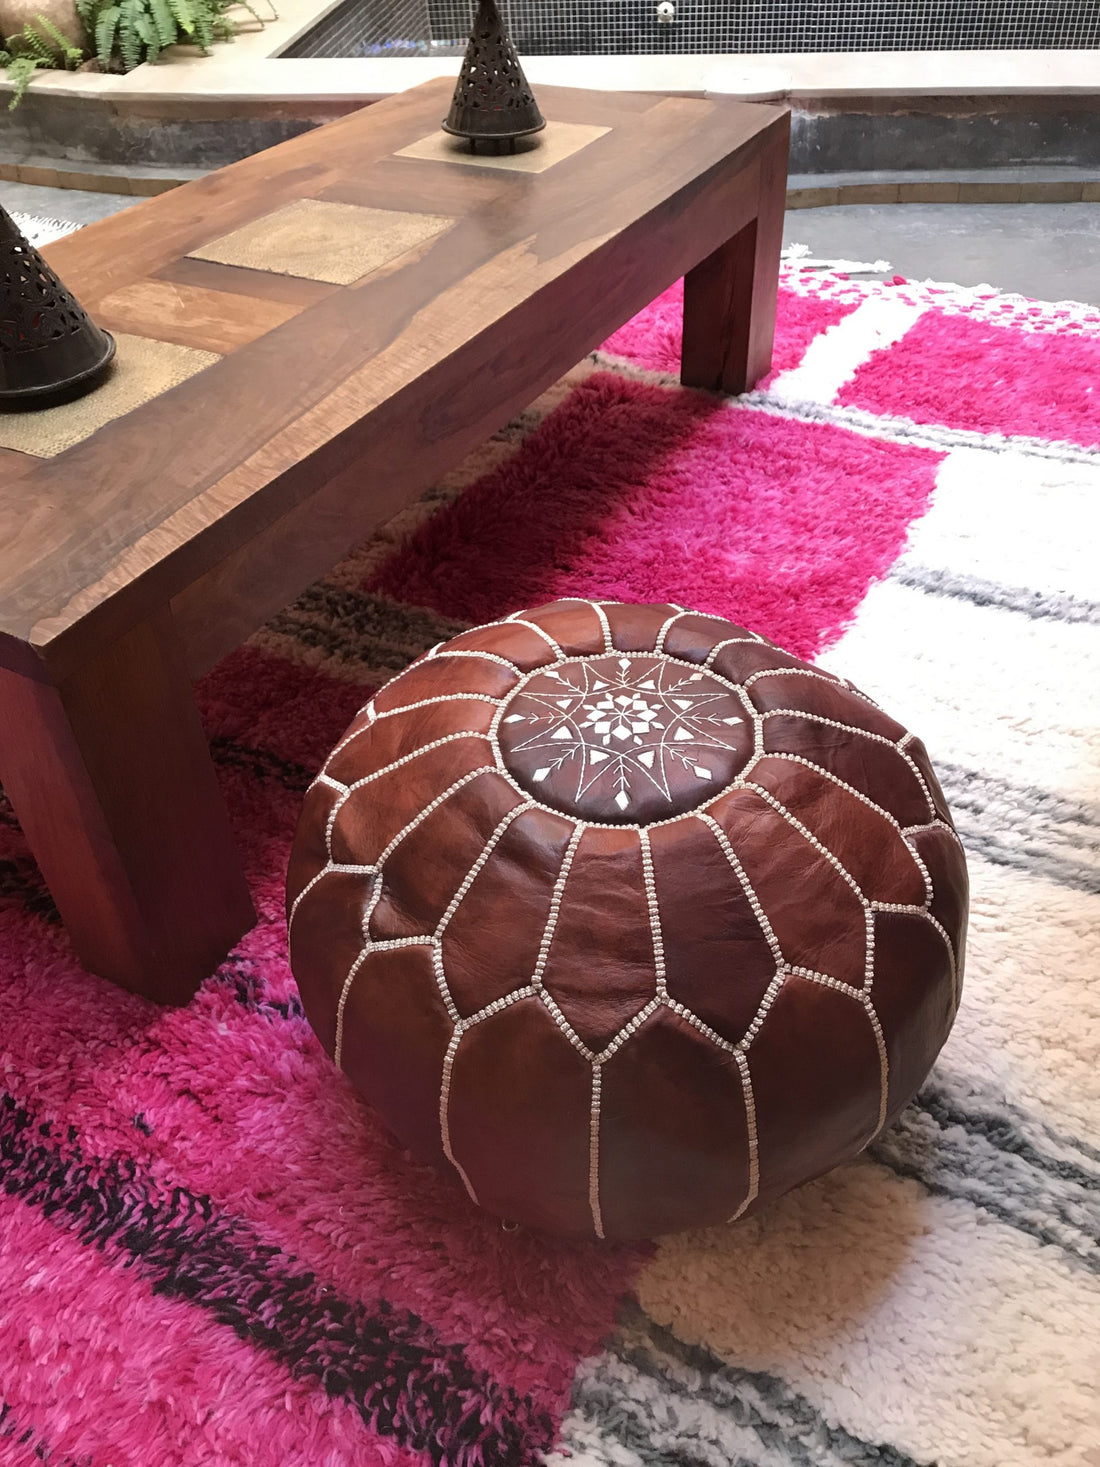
[0,610,255,1004]
[681,133,788,395]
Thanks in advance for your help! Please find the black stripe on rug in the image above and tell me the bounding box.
[208,736,314,795]
[0,855,61,926]
[915,1085,1100,1190]
[565,1300,932,1467]
[948,816,1100,895]
[891,563,1100,626]
[0,1397,91,1467]
[935,762,1100,895]
[874,1091,1099,1274]
[219,954,305,1021]
[265,587,467,676]
[0,1093,553,1467]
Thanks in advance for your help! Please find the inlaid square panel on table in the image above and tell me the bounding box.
[0,78,790,1004]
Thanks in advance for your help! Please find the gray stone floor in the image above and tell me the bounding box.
[6,178,1099,306]
[782,201,1100,307]
[4,180,134,226]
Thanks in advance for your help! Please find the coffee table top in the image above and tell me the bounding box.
[0,80,786,676]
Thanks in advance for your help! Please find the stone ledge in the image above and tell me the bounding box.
[1,47,1096,177]
[0,157,205,195]
[6,152,1097,209]
[2,49,1099,109]
[785,168,1100,207]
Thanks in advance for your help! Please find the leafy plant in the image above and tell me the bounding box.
[3,0,273,104]
[0,49,45,107]
[78,0,231,67]
[2,14,83,107]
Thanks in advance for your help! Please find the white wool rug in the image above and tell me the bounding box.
[6,210,80,246]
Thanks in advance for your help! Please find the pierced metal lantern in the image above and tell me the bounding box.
[443,0,545,153]
[0,204,115,405]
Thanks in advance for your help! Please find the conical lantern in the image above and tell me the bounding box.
[442,0,546,152]
[0,204,115,405]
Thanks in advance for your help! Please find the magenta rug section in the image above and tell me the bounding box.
[372,371,942,659]
[0,1195,398,1467]
[0,268,957,1467]
[838,308,1100,447]
[601,279,856,384]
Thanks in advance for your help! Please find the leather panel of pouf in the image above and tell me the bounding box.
[287,600,968,1239]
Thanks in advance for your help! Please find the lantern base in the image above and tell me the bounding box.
[440,119,547,154]
[0,331,117,409]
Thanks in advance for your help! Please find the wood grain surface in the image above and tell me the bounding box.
[0,610,255,1002]
[97,278,304,354]
[0,80,788,681]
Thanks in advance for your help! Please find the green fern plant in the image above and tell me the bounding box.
[2,14,84,107]
[0,48,47,107]
[76,0,273,67]
[2,0,273,101]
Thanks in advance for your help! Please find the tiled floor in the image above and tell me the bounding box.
[10,180,1099,307]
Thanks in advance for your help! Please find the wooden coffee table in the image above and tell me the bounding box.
[0,80,789,1003]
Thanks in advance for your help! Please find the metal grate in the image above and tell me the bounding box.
[286,0,1100,57]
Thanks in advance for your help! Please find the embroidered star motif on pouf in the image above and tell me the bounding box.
[497,655,748,820]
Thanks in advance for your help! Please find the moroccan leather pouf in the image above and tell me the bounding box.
[287,600,968,1239]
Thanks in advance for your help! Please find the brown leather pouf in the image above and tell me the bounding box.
[287,600,968,1239]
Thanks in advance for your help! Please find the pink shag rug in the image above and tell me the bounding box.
[2,265,1098,1467]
